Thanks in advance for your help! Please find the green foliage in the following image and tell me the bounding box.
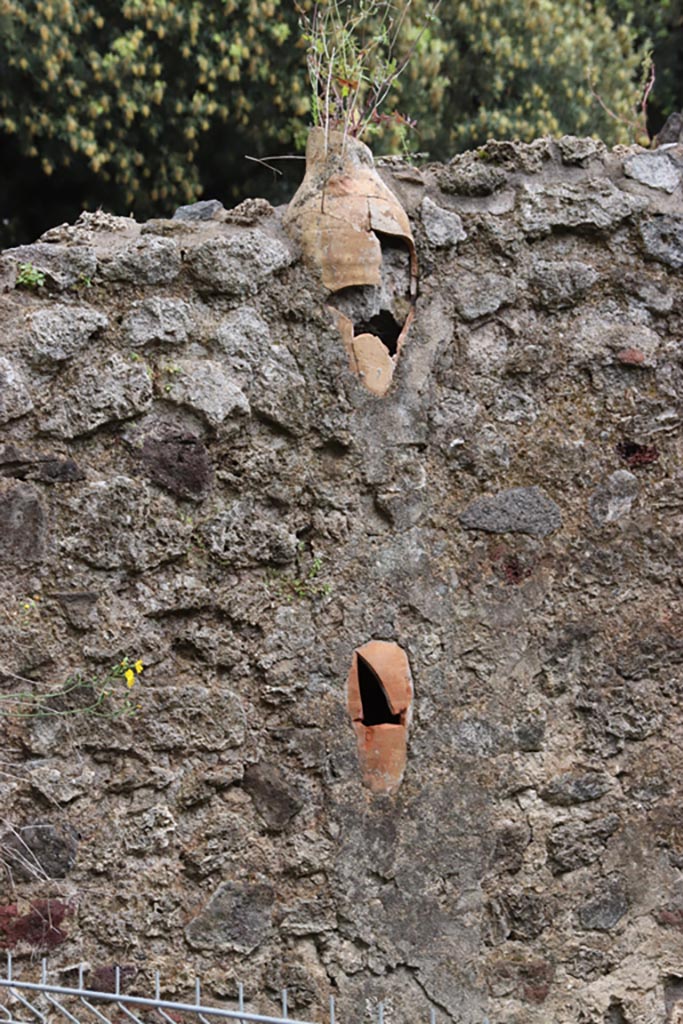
[16,261,45,288]
[0,0,660,241]
[298,0,440,141]
[0,0,307,215]
[0,657,144,719]
[413,0,648,152]
[294,0,650,155]
[604,0,683,124]
[267,546,332,603]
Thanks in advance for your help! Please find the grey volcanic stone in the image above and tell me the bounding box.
[578,877,629,931]
[214,306,270,360]
[27,305,108,365]
[100,236,181,284]
[540,771,612,806]
[52,591,98,630]
[459,486,562,537]
[501,891,551,941]
[624,274,674,313]
[163,358,249,429]
[0,357,33,423]
[186,229,295,295]
[529,259,599,309]
[0,444,84,484]
[572,319,661,367]
[251,350,308,435]
[41,353,153,438]
[655,112,683,145]
[556,136,606,165]
[547,816,620,874]
[493,822,531,874]
[605,324,660,365]
[1,243,97,290]
[624,152,680,193]
[140,686,246,752]
[173,199,225,221]
[514,714,545,751]
[639,215,683,268]
[185,880,274,953]
[202,500,297,566]
[243,763,305,831]
[224,197,275,225]
[440,153,509,195]
[453,271,516,320]
[0,480,46,564]
[420,197,468,247]
[122,298,193,347]
[588,471,639,526]
[59,476,191,570]
[478,137,552,172]
[518,180,641,237]
[0,822,79,880]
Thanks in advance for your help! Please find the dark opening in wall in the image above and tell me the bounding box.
[604,999,628,1024]
[353,311,402,357]
[615,440,659,467]
[664,975,683,1021]
[357,653,402,726]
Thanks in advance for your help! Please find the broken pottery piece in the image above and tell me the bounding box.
[284,129,417,397]
[347,640,413,794]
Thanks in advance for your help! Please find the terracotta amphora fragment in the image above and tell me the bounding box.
[284,129,417,397]
[347,640,413,794]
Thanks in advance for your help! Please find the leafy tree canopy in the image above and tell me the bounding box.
[0,0,670,244]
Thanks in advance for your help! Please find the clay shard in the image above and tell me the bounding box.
[334,310,395,398]
[347,640,413,794]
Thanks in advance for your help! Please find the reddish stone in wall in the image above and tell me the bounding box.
[347,640,413,794]
[0,900,71,950]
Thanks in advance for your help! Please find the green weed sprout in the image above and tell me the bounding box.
[267,547,332,602]
[0,657,144,720]
[16,262,46,289]
[297,0,440,149]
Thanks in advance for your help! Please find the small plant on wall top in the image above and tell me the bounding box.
[0,657,144,720]
[297,0,440,148]
[16,262,46,290]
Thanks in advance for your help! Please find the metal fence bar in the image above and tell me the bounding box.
[0,986,45,1024]
[0,982,315,1024]
[0,954,444,1024]
[0,955,320,1024]
[79,997,113,1024]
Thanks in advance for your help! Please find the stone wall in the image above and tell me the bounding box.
[0,135,682,1024]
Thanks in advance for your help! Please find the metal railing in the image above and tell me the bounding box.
[0,954,438,1024]
[0,954,321,1024]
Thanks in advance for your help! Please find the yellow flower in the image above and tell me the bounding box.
[134,660,144,674]
[125,669,136,689]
